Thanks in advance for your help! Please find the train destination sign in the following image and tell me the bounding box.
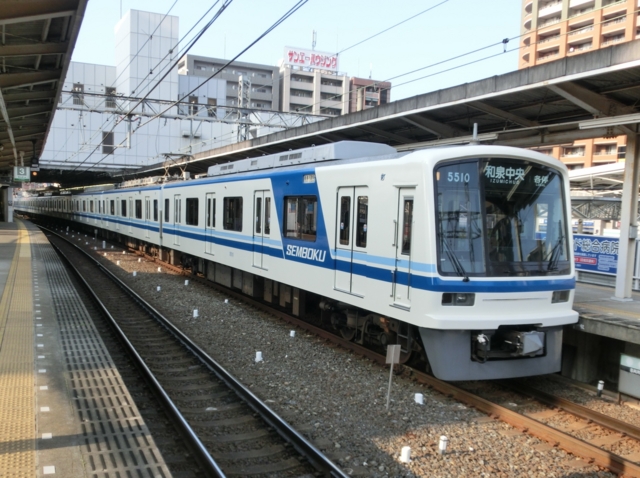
[573,234,619,275]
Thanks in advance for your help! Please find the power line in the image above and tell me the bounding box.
[337,0,450,55]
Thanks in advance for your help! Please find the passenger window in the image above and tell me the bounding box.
[186,198,198,225]
[265,197,271,235]
[121,200,127,217]
[356,196,368,248]
[153,200,158,221]
[135,199,142,219]
[110,200,115,215]
[206,198,212,227]
[223,197,243,231]
[174,198,182,223]
[164,198,170,223]
[255,197,262,234]
[284,196,317,241]
[339,196,351,245]
[401,199,413,255]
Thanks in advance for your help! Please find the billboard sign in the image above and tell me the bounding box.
[573,234,619,275]
[283,47,338,72]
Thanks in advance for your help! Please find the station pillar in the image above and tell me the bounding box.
[613,133,640,301]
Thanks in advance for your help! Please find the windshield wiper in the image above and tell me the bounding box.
[441,235,470,282]
[547,220,565,272]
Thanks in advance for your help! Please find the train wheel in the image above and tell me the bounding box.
[339,327,357,341]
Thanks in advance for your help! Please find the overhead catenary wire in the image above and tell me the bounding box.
[71,0,235,172]
[74,0,310,174]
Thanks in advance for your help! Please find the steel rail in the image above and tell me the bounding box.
[44,226,349,478]
[45,232,225,478]
[503,379,640,441]
[154,259,640,478]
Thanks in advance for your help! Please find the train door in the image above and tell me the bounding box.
[144,196,150,238]
[392,188,415,309]
[334,186,368,296]
[252,190,271,269]
[205,193,215,255]
[173,194,181,246]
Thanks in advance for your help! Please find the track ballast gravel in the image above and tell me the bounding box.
[76,237,620,477]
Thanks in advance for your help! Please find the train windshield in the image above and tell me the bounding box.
[435,158,570,278]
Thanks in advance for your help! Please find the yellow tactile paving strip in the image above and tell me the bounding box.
[0,221,35,477]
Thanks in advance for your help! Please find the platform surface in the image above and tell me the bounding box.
[0,220,171,478]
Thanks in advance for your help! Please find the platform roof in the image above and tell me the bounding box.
[112,39,640,181]
[0,0,88,183]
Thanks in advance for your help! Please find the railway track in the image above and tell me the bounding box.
[44,223,640,477]
[44,226,347,478]
[114,240,640,477]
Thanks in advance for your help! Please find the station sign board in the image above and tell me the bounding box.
[13,166,30,182]
[283,46,338,72]
[619,354,640,400]
[573,234,619,275]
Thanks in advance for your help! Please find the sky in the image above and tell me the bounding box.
[72,0,522,102]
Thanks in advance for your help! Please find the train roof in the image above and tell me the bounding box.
[206,141,398,178]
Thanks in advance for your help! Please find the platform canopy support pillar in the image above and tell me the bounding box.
[613,133,640,301]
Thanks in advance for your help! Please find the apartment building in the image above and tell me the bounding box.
[520,0,639,169]
[178,55,280,111]
[349,77,391,113]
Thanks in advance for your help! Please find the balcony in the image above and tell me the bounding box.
[524,0,533,14]
[568,42,593,53]
[602,34,626,46]
[539,1,563,18]
[569,6,594,18]
[569,0,594,7]
[568,24,594,36]
[538,16,562,28]
[602,15,627,34]
[524,17,532,30]
[538,50,560,62]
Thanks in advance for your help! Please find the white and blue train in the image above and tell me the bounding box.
[17,141,578,380]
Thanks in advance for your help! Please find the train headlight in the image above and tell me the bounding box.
[551,290,570,303]
[442,293,475,306]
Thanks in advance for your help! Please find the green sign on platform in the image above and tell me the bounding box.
[13,166,30,182]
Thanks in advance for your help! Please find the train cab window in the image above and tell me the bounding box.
[110,200,115,215]
[401,199,413,255]
[121,200,127,217]
[164,199,170,223]
[339,196,351,245]
[356,196,368,247]
[223,197,243,231]
[186,198,198,226]
[135,199,142,219]
[153,200,158,221]
[284,196,317,241]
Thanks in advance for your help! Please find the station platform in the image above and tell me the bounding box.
[2,219,640,476]
[0,220,170,477]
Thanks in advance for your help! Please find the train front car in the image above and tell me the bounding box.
[423,147,578,380]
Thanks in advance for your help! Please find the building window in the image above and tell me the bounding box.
[135,199,142,219]
[102,132,115,155]
[189,96,199,116]
[207,98,217,117]
[186,198,199,226]
[106,87,116,108]
[223,197,243,231]
[284,196,317,241]
[72,83,84,105]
